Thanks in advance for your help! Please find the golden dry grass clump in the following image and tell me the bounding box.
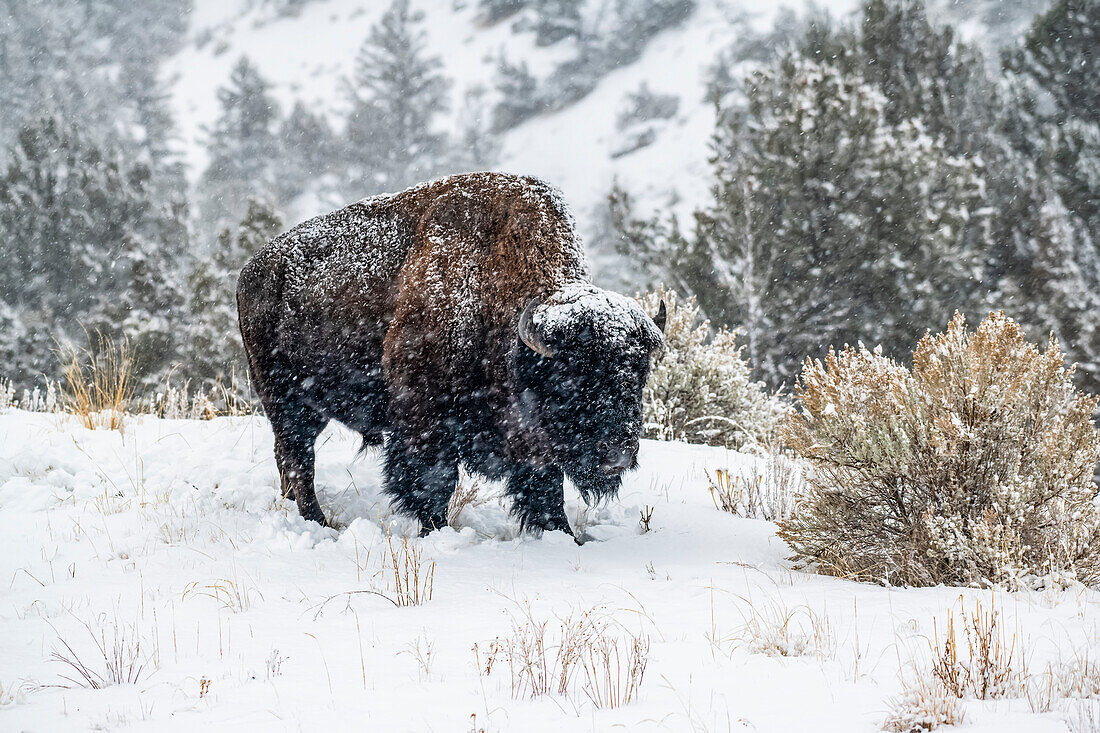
[58,334,135,431]
[779,312,1100,587]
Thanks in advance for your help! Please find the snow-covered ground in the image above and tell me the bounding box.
[0,409,1096,731]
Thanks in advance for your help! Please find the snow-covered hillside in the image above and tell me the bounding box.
[1,410,1097,731]
[164,0,859,241]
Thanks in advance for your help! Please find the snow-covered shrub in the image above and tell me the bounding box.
[0,380,14,411]
[884,670,964,732]
[615,83,679,131]
[638,289,788,450]
[780,312,1100,587]
[612,84,679,157]
[140,373,256,420]
[728,598,835,659]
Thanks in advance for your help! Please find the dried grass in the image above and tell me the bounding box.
[929,599,1027,700]
[726,596,835,659]
[182,577,263,613]
[884,668,965,732]
[1067,701,1100,733]
[885,596,1028,731]
[707,450,800,522]
[48,615,156,689]
[580,633,649,709]
[475,605,649,708]
[57,334,135,431]
[447,479,485,528]
[385,530,435,607]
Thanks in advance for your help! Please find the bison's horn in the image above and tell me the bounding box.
[518,298,555,358]
[654,300,667,333]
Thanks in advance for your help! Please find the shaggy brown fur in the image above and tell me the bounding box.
[238,172,663,533]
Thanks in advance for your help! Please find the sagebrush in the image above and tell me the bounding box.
[638,289,787,450]
[780,312,1100,587]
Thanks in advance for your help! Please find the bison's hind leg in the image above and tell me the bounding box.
[382,432,457,536]
[268,399,329,526]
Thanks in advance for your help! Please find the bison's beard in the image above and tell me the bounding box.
[568,466,624,505]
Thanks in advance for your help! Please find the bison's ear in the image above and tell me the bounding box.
[653,300,667,334]
[519,298,556,358]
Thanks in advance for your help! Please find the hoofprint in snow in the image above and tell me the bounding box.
[0,410,1094,732]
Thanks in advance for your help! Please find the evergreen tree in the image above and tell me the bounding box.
[492,56,542,130]
[0,116,186,383]
[608,184,695,295]
[857,0,993,155]
[607,0,696,64]
[993,0,1100,391]
[199,57,282,235]
[1012,0,1099,123]
[0,0,190,170]
[187,200,283,386]
[532,0,583,46]
[616,48,992,387]
[278,102,337,203]
[342,0,451,195]
[478,0,529,23]
[701,56,989,385]
[89,232,187,384]
[454,85,499,171]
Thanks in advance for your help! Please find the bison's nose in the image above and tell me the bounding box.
[598,440,637,475]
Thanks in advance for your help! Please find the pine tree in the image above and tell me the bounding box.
[532,0,582,46]
[199,57,282,235]
[607,0,696,64]
[1008,0,1100,285]
[0,0,190,167]
[278,102,337,203]
[0,116,186,383]
[1013,0,1099,123]
[621,53,991,387]
[997,0,1100,391]
[492,56,541,130]
[187,200,283,386]
[341,0,451,195]
[478,0,529,23]
[454,85,499,171]
[89,232,187,385]
[857,0,993,155]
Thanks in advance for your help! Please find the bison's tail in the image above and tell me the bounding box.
[236,252,285,405]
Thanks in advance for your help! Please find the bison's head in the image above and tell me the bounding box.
[514,285,666,502]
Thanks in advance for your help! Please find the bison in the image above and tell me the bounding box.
[237,172,666,537]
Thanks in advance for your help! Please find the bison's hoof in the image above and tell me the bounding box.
[418,517,447,538]
[299,504,330,528]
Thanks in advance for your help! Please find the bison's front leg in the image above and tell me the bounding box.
[382,432,457,536]
[506,465,573,537]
